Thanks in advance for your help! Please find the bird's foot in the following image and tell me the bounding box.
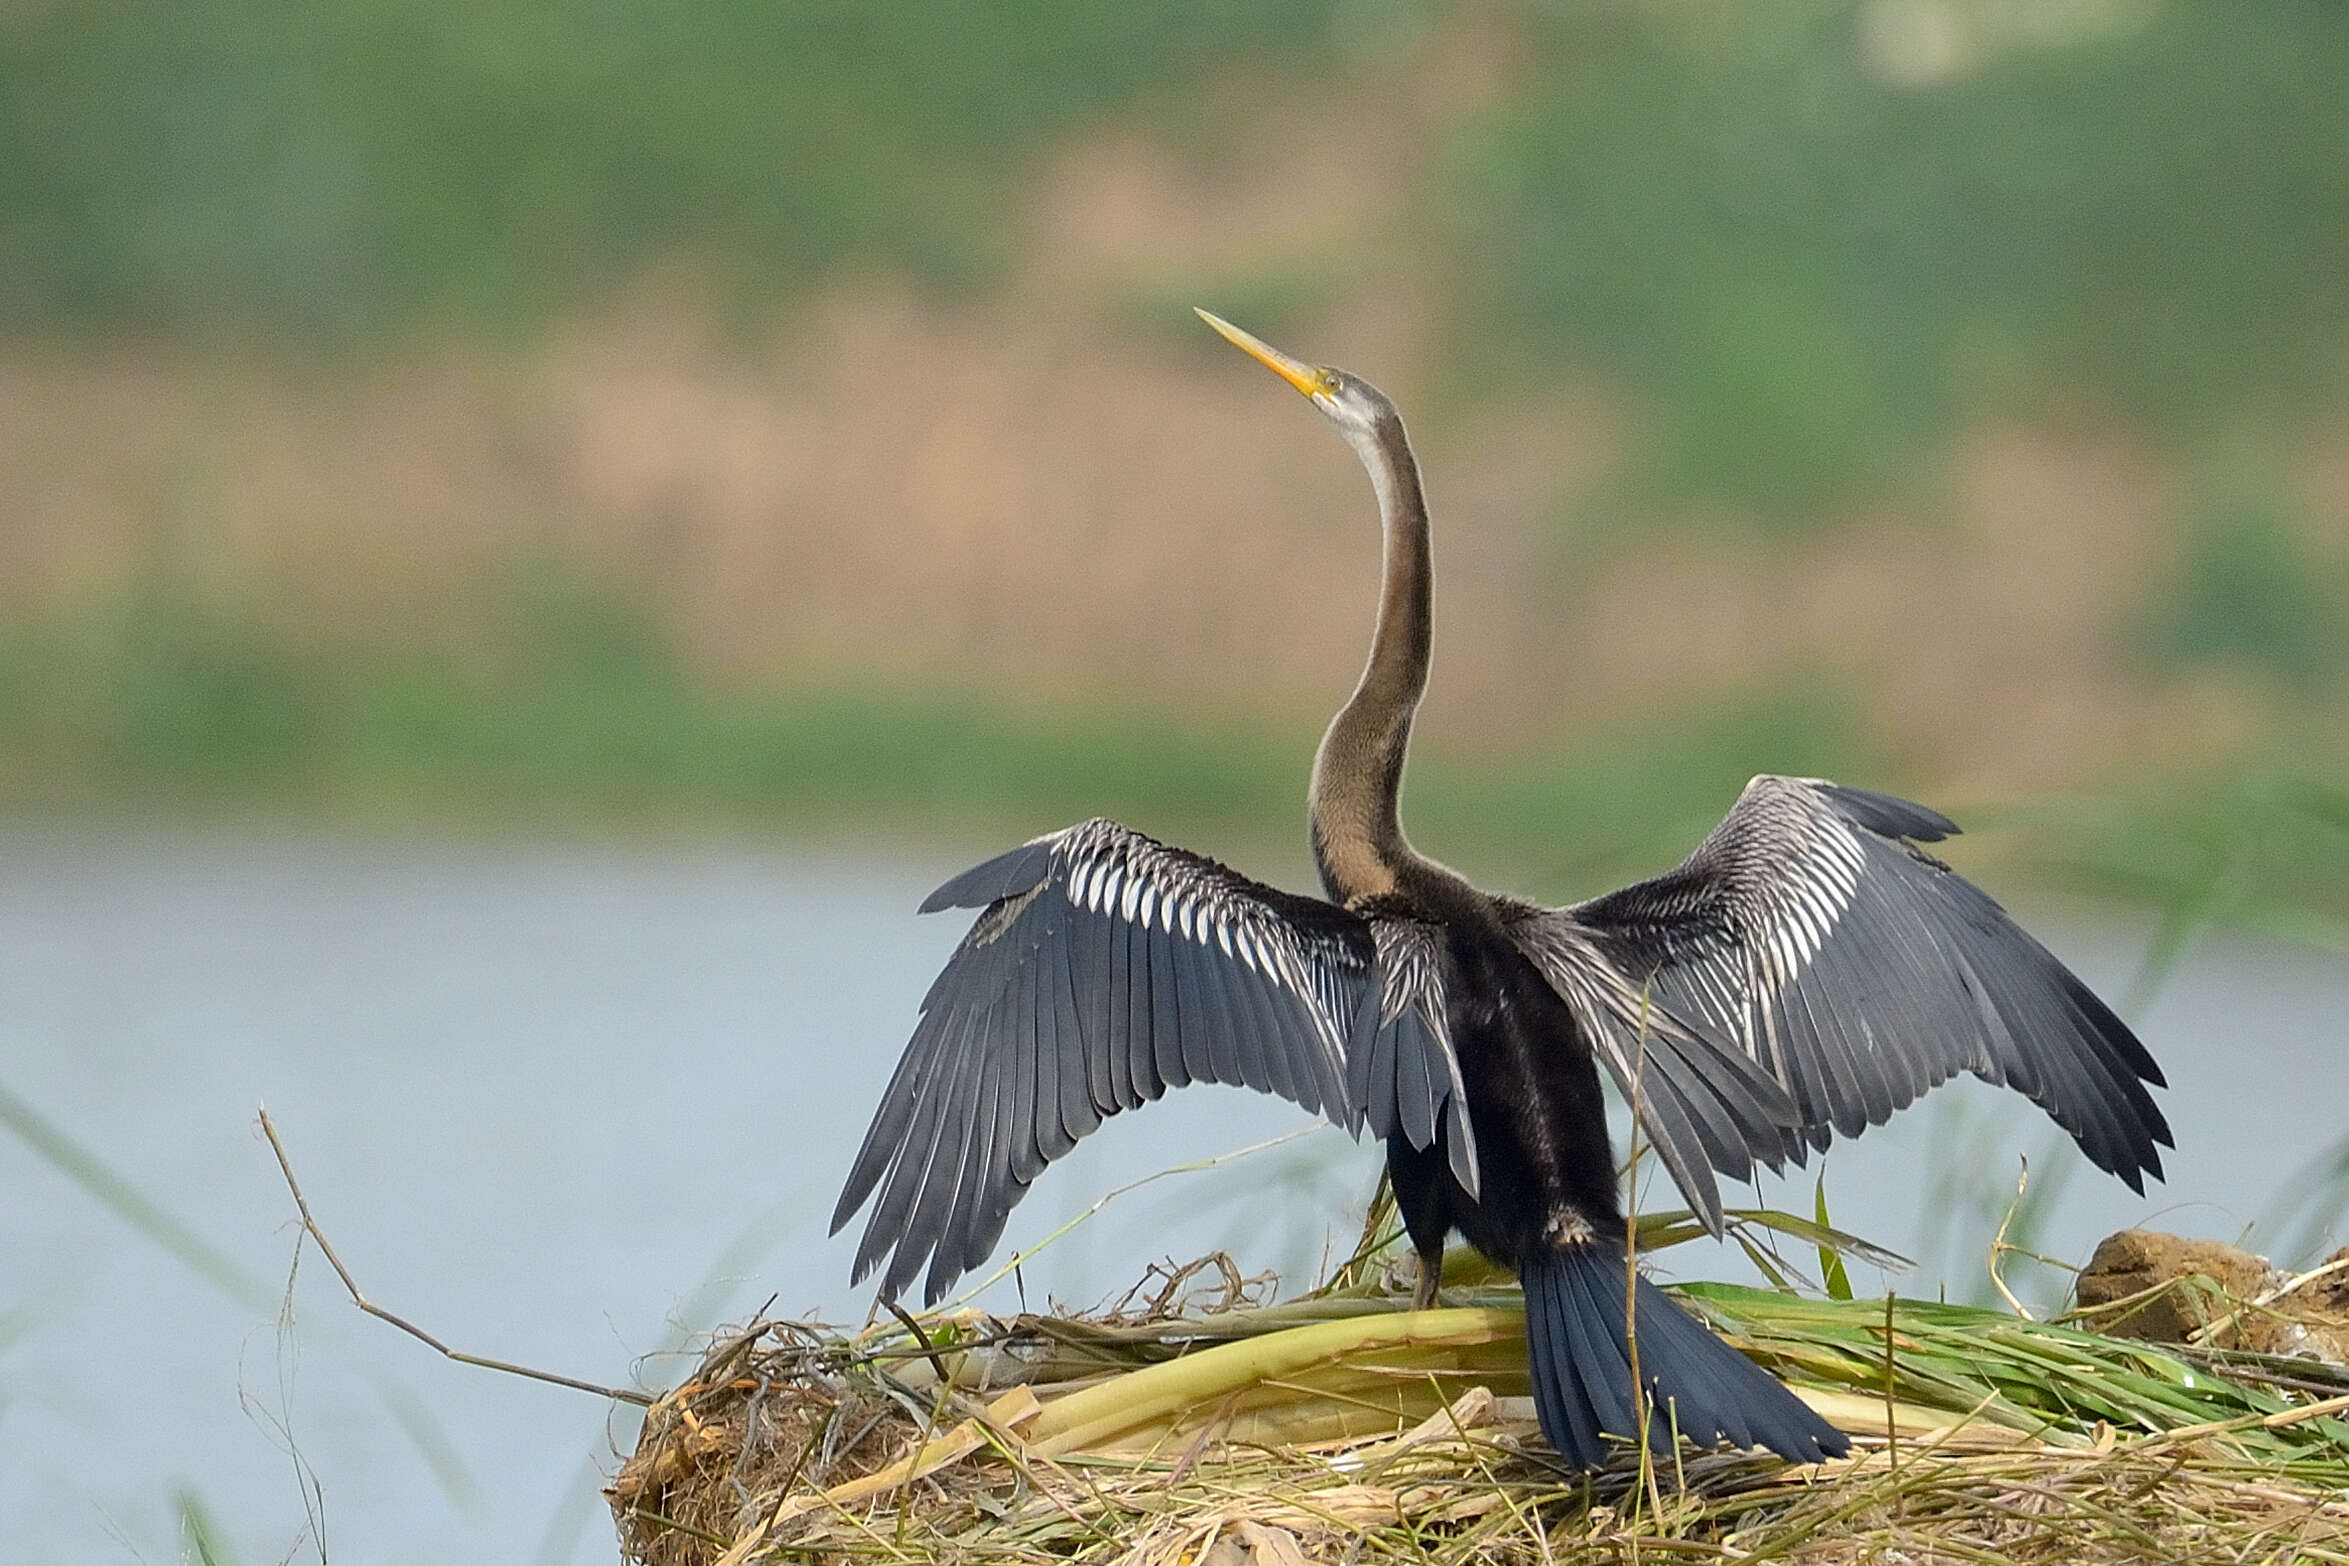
[1411,1251,1442,1311]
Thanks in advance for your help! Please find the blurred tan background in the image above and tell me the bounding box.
[4,0,2346,906]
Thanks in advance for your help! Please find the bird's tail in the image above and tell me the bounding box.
[1518,1244,1848,1469]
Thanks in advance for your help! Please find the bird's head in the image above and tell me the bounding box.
[1195,309,1399,447]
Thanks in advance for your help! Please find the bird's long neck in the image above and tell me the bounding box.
[1311,417,1432,903]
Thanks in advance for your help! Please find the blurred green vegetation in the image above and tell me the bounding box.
[1455,2,2349,512]
[12,557,2342,937]
[0,566,1877,892]
[0,0,1341,336]
[2012,774,2349,994]
[7,0,2344,506]
[2142,487,2347,689]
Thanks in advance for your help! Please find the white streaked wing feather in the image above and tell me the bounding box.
[1504,775,2169,1233]
[833,817,1375,1304]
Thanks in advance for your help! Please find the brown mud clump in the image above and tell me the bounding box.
[2075,1229,2349,1364]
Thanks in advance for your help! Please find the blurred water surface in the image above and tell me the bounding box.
[1,826,2343,1564]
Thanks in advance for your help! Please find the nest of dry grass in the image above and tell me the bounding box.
[608,1232,2349,1566]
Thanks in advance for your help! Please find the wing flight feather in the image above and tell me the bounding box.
[1505,776,2170,1232]
[833,819,1379,1303]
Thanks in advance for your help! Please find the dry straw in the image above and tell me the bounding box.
[609,1199,2349,1566]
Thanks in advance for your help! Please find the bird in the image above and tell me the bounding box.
[830,309,2172,1471]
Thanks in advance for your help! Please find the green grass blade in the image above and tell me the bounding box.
[176,1489,238,1566]
[1815,1176,1854,1301]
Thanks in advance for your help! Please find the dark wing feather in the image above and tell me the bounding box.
[1358,916,1480,1199]
[833,818,1376,1304]
[1505,903,1802,1229]
[1509,775,2169,1232]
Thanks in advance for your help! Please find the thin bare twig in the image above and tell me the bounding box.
[727,1370,774,1505]
[258,1105,654,1406]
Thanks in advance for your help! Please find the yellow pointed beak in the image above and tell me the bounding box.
[1195,308,1329,399]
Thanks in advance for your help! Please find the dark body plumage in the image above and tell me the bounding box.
[830,313,2170,1472]
[1374,877,1620,1281]
[1349,862,1846,1467]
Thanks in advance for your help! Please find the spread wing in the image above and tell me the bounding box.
[1508,776,2171,1231]
[831,818,1377,1304]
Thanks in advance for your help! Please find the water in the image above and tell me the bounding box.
[1,827,2342,1564]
